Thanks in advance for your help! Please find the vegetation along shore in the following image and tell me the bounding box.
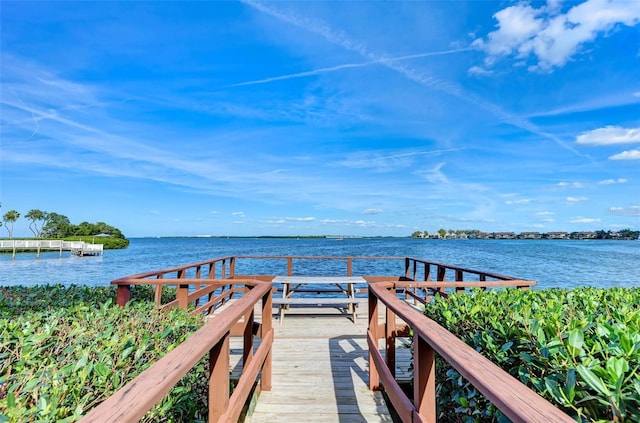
[0,205,128,250]
[0,285,637,421]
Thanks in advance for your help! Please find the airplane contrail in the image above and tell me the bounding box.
[225,48,471,88]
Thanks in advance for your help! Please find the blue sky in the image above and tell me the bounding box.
[1,0,639,237]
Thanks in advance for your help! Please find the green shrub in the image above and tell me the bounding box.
[63,236,129,249]
[424,287,640,423]
[0,285,205,422]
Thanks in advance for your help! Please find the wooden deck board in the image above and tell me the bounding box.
[242,302,403,423]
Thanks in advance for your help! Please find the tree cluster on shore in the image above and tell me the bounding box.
[0,203,125,240]
[411,228,640,240]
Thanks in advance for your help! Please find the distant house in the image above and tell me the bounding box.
[518,232,542,239]
[547,232,569,239]
[493,232,516,239]
[571,231,596,240]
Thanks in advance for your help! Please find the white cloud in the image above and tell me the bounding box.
[609,150,640,160]
[232,211,246,217]
[566,196,588,203]
[576,126,640,146]
[338,149,459,172]
[416,163,449,184]
[557,181,586,188]
[570,217,601,224]
[467,65,495,76]
[285,217,316,222]
[599,178,628,185]
[610,206,640,216]
[473,0,640,71]
[505,198,533,205]
[536,211,554,216]
[363,208,384,215]
[609,206,640,216]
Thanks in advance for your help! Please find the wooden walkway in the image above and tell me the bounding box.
[0,239,103,257]
[229,302,411,423]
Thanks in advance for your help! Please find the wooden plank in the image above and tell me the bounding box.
[249,303,392,423]
[272,298,367,305]
[272,276,366,283]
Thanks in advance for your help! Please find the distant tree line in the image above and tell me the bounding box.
[411,228,640,240]
[0,204,125,240]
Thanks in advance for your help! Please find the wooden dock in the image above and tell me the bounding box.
[91,256,572,423]
[231,303,412,422]
[0,239,103,257]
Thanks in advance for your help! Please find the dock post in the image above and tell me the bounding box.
[368,287,380,390]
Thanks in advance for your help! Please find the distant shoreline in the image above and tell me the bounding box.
[128,235,640,241]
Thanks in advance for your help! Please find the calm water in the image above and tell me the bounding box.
[0,237,638,289]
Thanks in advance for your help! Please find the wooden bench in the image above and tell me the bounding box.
[271,276,366,323]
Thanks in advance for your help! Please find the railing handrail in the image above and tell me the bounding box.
[79,278,273,423]
[113,255,519,282]
[368,281,574,423]
[405,256,518,281]
[110,256,237,282]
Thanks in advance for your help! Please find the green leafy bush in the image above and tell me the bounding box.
[63,236,129,249]
[0,285,205,422]
[424,287,640,423]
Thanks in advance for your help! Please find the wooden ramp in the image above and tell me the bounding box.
[245,304,395,423]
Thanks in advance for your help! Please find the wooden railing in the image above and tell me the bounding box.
[367,281,573,423]
[97,256,543,422]
[111,256,239,311]
[111,255,536,309]
[79,278,273,423]
[401,257,535,302]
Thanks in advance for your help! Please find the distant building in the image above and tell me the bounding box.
[493,232,516,239]
[570,231,596,240]
[518,232,542,239]
[547,232,569,239]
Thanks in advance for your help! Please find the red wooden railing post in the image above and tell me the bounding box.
[404,258,410,279]
[230,257,236,278]
[437,265,446,281]
[347,258,352,276]
[414,334,436,421]
[116,284,131,306]
[368,286,380,390]
[455,269,465,293]
[209,334,230,422]
[287,257,293,276]
[261,291,273,391]
[243,286,254,368]
[386,304,396,378]
[177,284,189,310]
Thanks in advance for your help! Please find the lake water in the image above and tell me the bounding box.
[0,237,638,289]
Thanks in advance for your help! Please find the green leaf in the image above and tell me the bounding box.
[568,329,584,350]
[563,369,576,403]
[74,353,88,372]
[23,377,40,393]
[545,378,569,405]
[6,392,16,408]
[94,362,109,378]
[577,365,610,397]
[606,357,629,380]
